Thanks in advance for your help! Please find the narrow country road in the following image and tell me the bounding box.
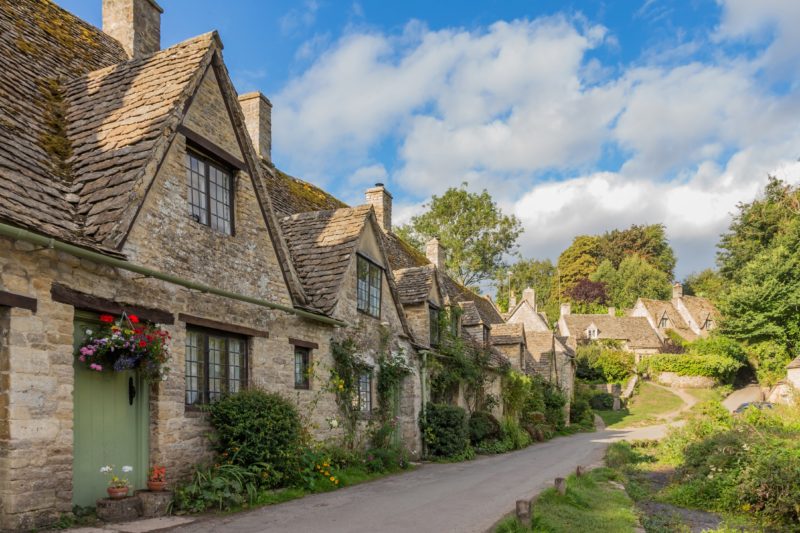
[169,424,669,533]
[722,384,763,412]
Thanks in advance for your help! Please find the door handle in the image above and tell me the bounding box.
[129,377,136,406]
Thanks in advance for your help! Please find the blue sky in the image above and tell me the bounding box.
[58,0,800,281]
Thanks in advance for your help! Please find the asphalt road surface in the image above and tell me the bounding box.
[170,424,669,533]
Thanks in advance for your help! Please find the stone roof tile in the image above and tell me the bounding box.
[490,323,525,345]
[563,314,661,349]
[394,264,435,304]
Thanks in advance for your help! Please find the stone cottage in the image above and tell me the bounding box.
[0,0,419,528]
[630,282,719,344]
[557,304,662,362]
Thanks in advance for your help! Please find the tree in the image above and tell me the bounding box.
[683,269,725,302]
[557,235,600,297]
[566,278,608,314]
[590,255,671,309]
[717,176,800,281]
[598,224,676,278]
[396,184,522,287]
[494,258,556,320]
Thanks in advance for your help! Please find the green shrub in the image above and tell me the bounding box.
[468,411,500,443]
[363,447,410,473]
[174,463,264,512]
[420,403,469,458]
[745,341,792,386]
[590,391,615,410]
[644,353,742,383]
[207,389,303,488]
[542,381,568,430]
[569,383,593,425]
[501,416,532,450]
[737,445,800,524]
[689,335,747,363]
[576,343,634,383]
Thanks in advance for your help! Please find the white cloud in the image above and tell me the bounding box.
[280,1,320,36]
[272,3,800,278]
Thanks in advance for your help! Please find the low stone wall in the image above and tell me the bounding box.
[592,383,621,410]
[656,372,716,389]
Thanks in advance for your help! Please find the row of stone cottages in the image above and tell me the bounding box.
[0,0,573,527]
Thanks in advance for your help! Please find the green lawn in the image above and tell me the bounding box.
[596,382,684,428]
[683,387,726,404]
[494,468,639,532]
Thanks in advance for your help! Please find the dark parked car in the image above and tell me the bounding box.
[734,401,773,414]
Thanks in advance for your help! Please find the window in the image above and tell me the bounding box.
[356,372,372,413]
[429,305,440,347]
[185,329,247,405]
[483,325,490,346]
[659,315,669,328]
[294,347,311,390]
[356,255,382,317]
[587,327,598,339]
[704,318,714,330]
[186,149,234,235]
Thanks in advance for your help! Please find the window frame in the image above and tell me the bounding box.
[294,346,311,390]
[659,315,669,328]
[429,303,440,347]
[185,327,248,407]
[186,145,236,236]
[587,327,598,339]
[357,371,373,414]
[356,254,382,318]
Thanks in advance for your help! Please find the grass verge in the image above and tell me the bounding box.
[595,382,684,428]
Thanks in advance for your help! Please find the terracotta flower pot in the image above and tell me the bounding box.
[147,480,167,492]
[107,486,129,499]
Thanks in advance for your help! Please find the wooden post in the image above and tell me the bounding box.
[516,500,531,522]
[576,465,585,477]
[555,477,567,495]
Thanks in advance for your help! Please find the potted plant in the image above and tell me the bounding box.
[147,465,167,491]
[76,313,171,381]
[101,465,132,499]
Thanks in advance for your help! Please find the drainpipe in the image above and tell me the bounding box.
[0,222,346,327]
[420,350,428,457]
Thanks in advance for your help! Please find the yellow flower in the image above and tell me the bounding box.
[324,471,330,476]
[335,480,339,485]
[330,476,335,482]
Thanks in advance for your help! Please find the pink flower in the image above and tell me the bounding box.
[79,355,86,362]
[80,346,95,356]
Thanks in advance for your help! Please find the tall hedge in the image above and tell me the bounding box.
[420,403,469,457]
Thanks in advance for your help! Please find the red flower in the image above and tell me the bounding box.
[99,315,114,323]
[138,340,147,348]
[129,315,140,324]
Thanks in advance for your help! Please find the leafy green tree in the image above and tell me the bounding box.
[717,176,799,281]
[683,269,725,302]
[557,235,600,297]
[494,258,557,320]
[396,184,522,287]
[591,255,671,309]
[599,224,676,278]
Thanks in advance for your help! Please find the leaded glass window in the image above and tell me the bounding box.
[294,347,310,390]
[356,255,382,318]
[185,329,247,405]
[186,150,233,235]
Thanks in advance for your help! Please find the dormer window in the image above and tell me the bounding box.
[186,149,234,235]
[587,326,598,339]
[659,315,669,328]
[483,325,490,346]
[357,255,382,318]
[703,318,714,330]
[429,304,440,347]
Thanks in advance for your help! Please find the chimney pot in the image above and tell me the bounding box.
[238,92,272,163]
[365,184,392,232]
[102,0,162,59]
[522,287,536,310]
[560,302,571,317]
[426,237,446,270]
[672,282,684,299]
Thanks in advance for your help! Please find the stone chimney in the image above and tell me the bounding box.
[425,237,446,270]
[522,287,536,310]
[365,183,392,232]
[238,92,272,163]
[560,302,571,317]
[608,307,616,316]
[508,292,517,310]
[102,0,163,59]
[672,282,683,299]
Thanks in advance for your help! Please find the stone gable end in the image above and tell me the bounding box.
[181,67,244,160]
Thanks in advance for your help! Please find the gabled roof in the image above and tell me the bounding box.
[381,231,430,270]
[490,323,525,345]
[280,205,373,314]
[679,295,718,328]
[264,165,347,218]
[0,0,126,245]
[637,298,697,341]
[458,330,509,369]
[442,275,504,326]
[561,314,661,349]
[394,264,436,305]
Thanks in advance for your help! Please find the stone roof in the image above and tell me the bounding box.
[638,298,697,341]
[394,264,435,305]
[490,323,525,345]
[787,356,800,370]
[0,0,126,245]
[381,231,430,270]
[442,275,504,326]
[680,295,718,327]
[458,330,509,370]
[279,205,372,314]
[562,314,662,349]
[66,33,216,246]
[0,0,222,250]
[263,165,347,218]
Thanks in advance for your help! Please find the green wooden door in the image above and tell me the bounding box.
[72,314,149,507]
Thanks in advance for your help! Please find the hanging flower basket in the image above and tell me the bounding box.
[76,313,171,381]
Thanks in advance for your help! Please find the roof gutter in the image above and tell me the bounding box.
[0,222,346,327]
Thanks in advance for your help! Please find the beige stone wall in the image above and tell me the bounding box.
[507,303,549,332]
[788,368,800,390]
[404,303,430,348]
[495,344,523,371]
[181,68,243,160]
